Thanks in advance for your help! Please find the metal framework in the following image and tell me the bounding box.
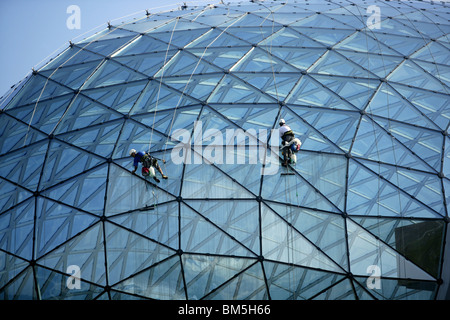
[0,0,449,300]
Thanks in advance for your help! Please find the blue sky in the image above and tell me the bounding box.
[0,0,231,97]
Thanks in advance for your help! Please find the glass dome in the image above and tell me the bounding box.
[0,0,449,300]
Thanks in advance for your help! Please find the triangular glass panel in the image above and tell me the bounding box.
[312,75,378,110]
[264,261,345,299]
[105,163,175,216]
[336,50,403,78]
[52,95,122,135]
[267,47,326,71]
[256,12,312,26]
[289,27,354,47]
[0,140,48,192]
[41,164,108,216]
[334,31,399,55]
[261,166,341,213]
[310,50,374,77]
[130,80,200,114]
[353,275,437,300]
[154,50,222,77]
[261,203,342,272]
[112,255,185,300]
[39,140,104,191]
[37,223,107,286]
[396,10,450,25]
[414,60,450,88]
[118,17,174,35]
[388,60,448,93]
[366,83,441,130]
[4,75,71,110]
[373,117,443,172]
[290,13,353,29]
[186,46,252,71]
[291,105,359,153]
[57,119,123,158]
[182,254,255,300]
[238,72,300,101]
[186,200,260,254]
[79,36,136,57]
[81,80,148,114]
[346,159,441,218]
[0,114,47,154]
[35,265,105,300]
[371,33,428,56]
[346,219,436,281]
[186,28,250,49]
[187,8,245,27]
[203,263,268,300]
[0,266,37,300]
[369,18,424,38]
[180,202,257,257]
[286,75,357,111]
[325,13,367,29]
[215,158,263,197]
[0,251,29,290]
[109,201,179,249]
[259,27,322,48]
[207,74,275,104]
[104,221,175,286]
[34,197,98,258]
[212,102,279,132]
[392,84,450,131]
[6,93,74,135]
[410,41,450,65]
[361,160,445,216]
[181,158,254,200]
[0,198,34,260]
[40,60,104,90]
[295,151,347,211]
[114,50,178,78]
[113,34,177,56]
[351,217,445,279]
[164,74,223,102]
[231,47,299,73]
[390,20,446,39]
[444,137,450,177]
[113,119,170,158]
[151,28,211,48]
[311,278,356,300]
[351,115,435,172]
[83,60,147,89]
[150,18,207,33]
[132,106,201,139]
[79,28,139,43]
[41,46,104,72]
[266,203,347,270]
[0,178,33,214]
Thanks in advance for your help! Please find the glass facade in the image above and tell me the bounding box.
[0,0,449,300]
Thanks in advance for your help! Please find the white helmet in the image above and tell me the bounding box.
[279,119,286,126]
[129,149,137,156]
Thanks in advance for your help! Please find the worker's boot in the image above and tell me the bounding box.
[154,177,160,183]
[162,175,168,179]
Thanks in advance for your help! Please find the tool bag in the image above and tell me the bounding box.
[142,166,156,177]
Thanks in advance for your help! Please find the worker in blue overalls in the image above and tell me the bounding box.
[130,149,168,183]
